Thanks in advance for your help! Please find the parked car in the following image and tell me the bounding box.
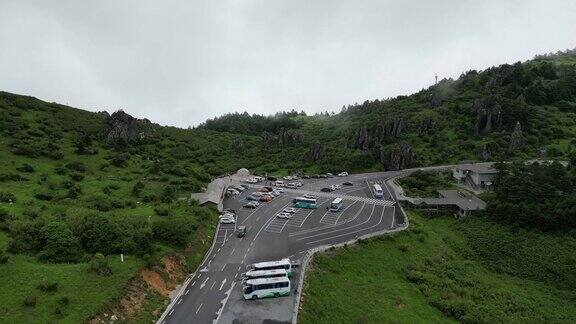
[320,174,327,178]
[244,201,259,208]
[343,181,353,186]
[275,180,285,187]
[303,194,315,199]
[286,183,297,189]
[267,176,277,181]
[275,188,284,193]
[321,187,331,192]
[220,215,235,224]
[246,178,258,184]
[259,195,272,202]
[311,174,320,179]
[236,226,247,238]
[302,175,311,179]
[326,173,333,177]
[283,207,296,213]
[223,208,236,215]
[246,195,259,201]
[295,182,303,187]
[272,190,282,196]
[227,188,240,195]
[252,191,264,197]
[338,172,349,177]
[258,187,270,192]
[276,212,292,219]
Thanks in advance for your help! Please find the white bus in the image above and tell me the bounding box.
[242,269,288,283]
[329,198,343,212]
[248,258,293,276]
[373,183,384,198]
[243,277,291,300]
[292,197,318,209]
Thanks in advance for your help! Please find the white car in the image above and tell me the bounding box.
[276,212,292,219]
[334,184,341,190]
[286,183,297,189]
[283,207,296,214]
[338,172,349,177]
[303,194,315,199]
[227,188,240,195]
[246,178,258,184]
[272,190,282,196]
[295,182,303,187]
[330,185,338,191]
[275,188,284,193]
[220,216,236,224]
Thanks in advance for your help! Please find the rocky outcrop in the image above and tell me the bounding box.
[103,110,144,143]
[508,121,524,153]
[349,117,403,151]
[381,143,414,171]
[305,142,323,162]
[472,97,502,136]
[279,128,303,146]
[478,143,492,161]
[260,131,272,149]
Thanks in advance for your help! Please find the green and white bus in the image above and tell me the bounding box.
[373,183,384,199]
[329,198,343,212]
[242,269,288,283]
[292,197,318,209]
[248,258,293,276]
[243,277,291,300]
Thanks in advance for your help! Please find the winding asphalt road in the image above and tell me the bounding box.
[158,170,408,324]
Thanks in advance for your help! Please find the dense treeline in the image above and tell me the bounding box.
[200,110,306,135]
[486,160,576,231]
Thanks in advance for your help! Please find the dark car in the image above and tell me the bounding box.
[267,176,277,181]
[302,175,311,179]
[320,187,331,192]
[311,174,320,179]
[246,195,258,201]
[236,226,247,238]
[343,182,353,186]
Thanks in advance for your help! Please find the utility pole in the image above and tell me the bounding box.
[435,74,438,85]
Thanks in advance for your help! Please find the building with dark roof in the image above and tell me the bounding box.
[408,189,486,217]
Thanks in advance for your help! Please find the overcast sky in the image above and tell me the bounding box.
[0,1,575,127]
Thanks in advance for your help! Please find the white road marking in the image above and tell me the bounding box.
[169,309,175,316]
[185,289,190,295]
[177,298,182,305]
[221,263,227,271]
[230,247,235,255]
[306,205,386,245]
[196,303,203,314]
[291,202,367,237]
[297,204,376,241]
[213,282,236,324]
[210,280,216,290]
[219,278,227,291]
[199,277,209,290]
[191,281,196,286]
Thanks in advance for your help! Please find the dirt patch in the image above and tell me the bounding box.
[141,269,171,296]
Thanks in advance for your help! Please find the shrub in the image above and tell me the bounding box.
[0,250,9,264]
[399,243,411,252]
[131,181,145,197]
[23,295,38,307]
[154,207,170,216]
[0,192,16,203]
[160,186,177,203]
[54,166,68,175]
[86,195,113,212]
[111,153,129,168]
[37,281,59,293]
[66,161,87,172]
[0,173,28,182]
[35,191,54,201]
[69,173,84,181]
[18,163,37,173]
[37,222,81,263]
[88,253,112,276]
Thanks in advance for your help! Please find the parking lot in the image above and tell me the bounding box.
[162,171,406,324]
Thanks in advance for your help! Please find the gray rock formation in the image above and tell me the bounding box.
[305,142,323,162]
[260,131,272,149]
[349,117,403,151]
[472,97,502,136]
[104,110,144,143]
[478,143,492,161]
[278,128,303,146]
[508,121,524,153]
[381,143,414,171]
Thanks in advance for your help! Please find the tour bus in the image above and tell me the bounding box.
[292,197,318,209]
[248,258,293,276]
[242,269,288,283]
[329,198,343,212]
[243,277,291,300]
[373,183,384,198]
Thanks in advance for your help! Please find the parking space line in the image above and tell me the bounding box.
[289,202,367,237]
[297,204,377,241]
[305,205,386,245]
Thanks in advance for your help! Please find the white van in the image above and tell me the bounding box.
[275,180,285,187]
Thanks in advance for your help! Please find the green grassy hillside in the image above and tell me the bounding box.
[298,212,576,324]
